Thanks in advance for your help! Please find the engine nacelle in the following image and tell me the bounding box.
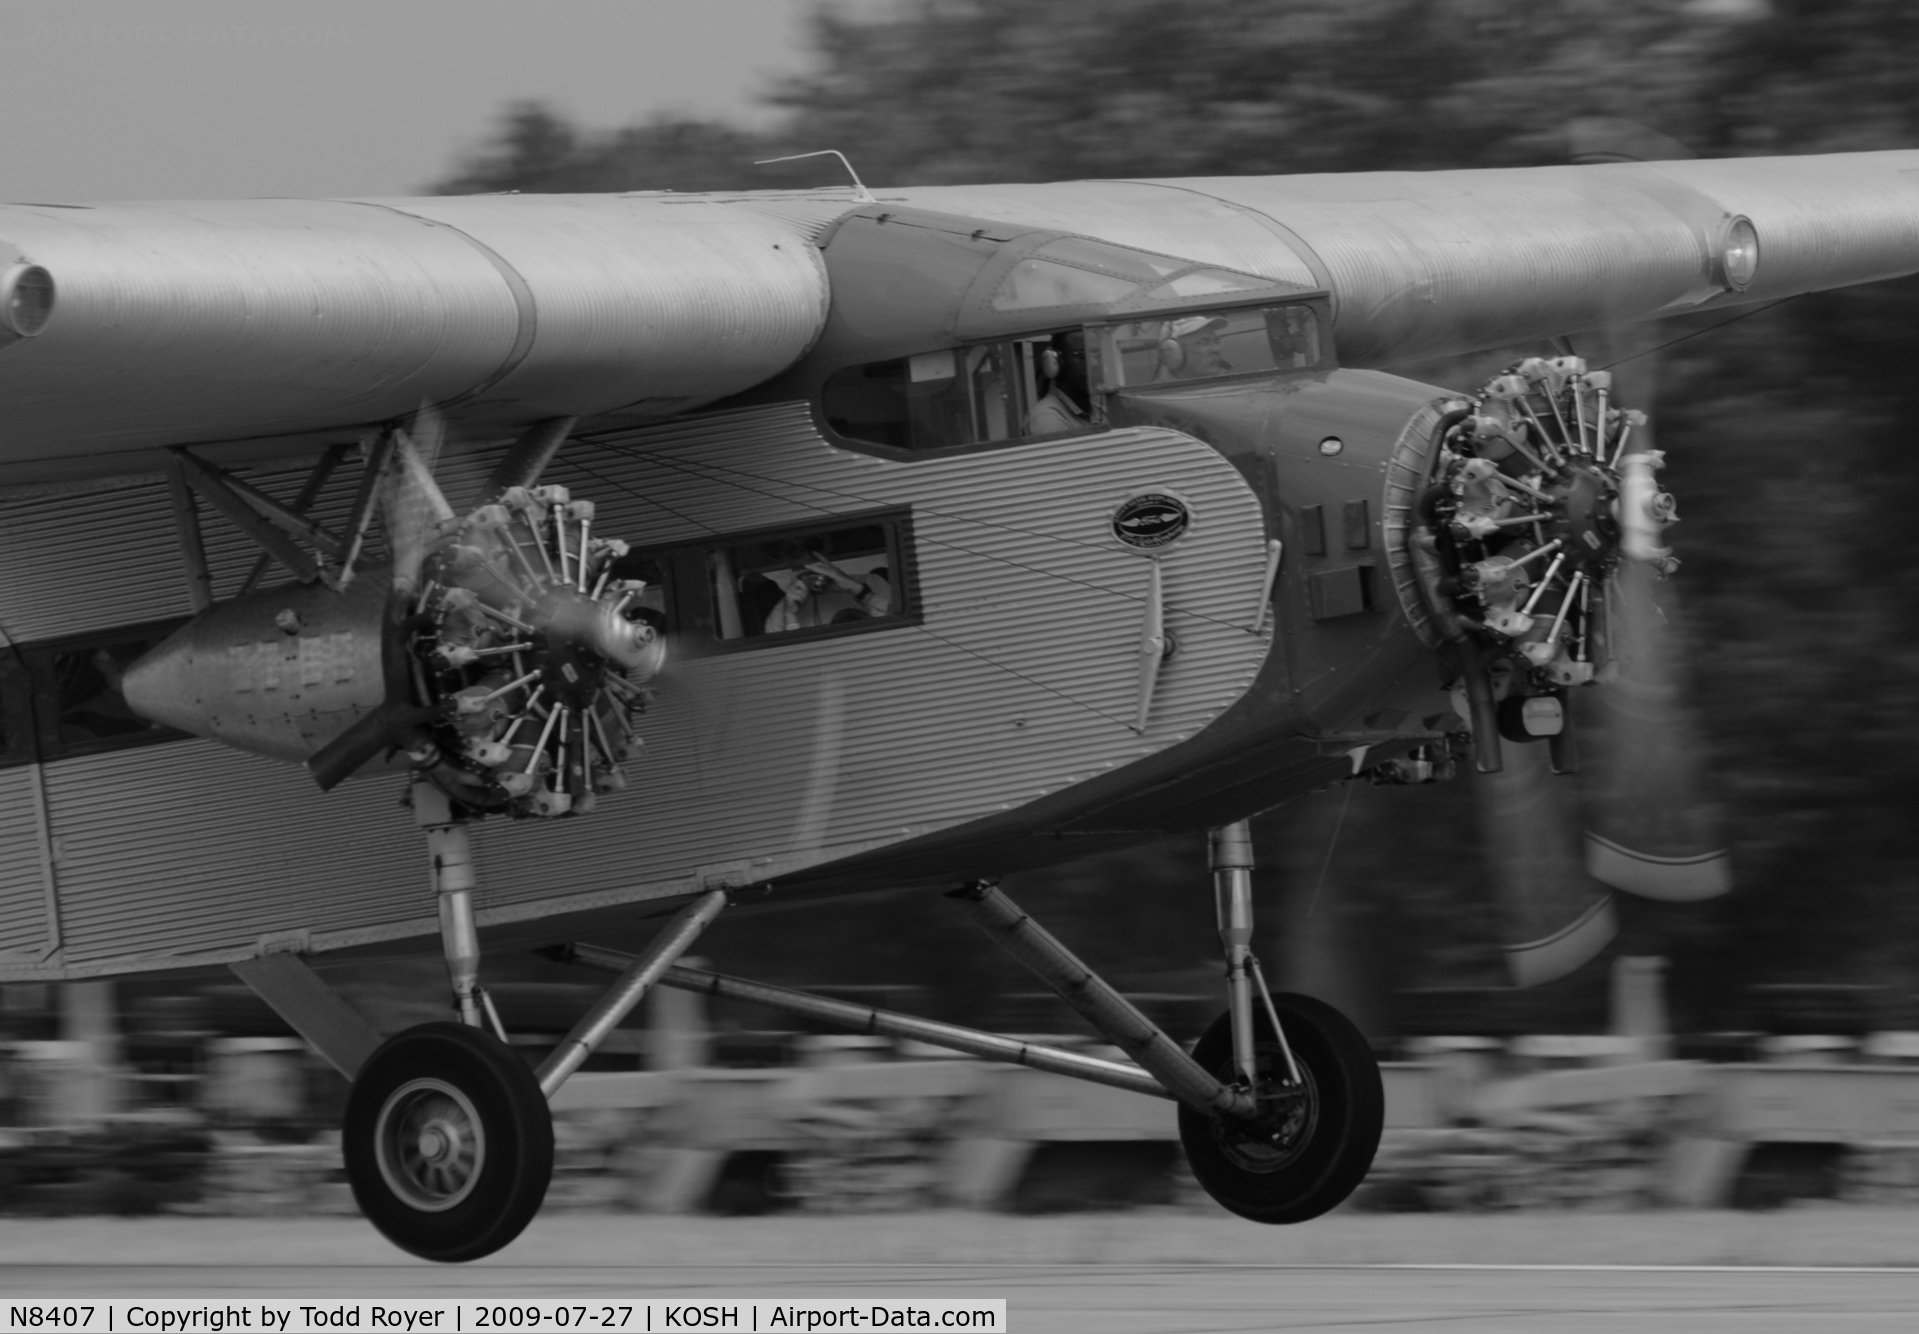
[124,480,662,819]
[123,574,394,764]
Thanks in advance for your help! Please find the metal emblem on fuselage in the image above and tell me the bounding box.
[1111,492,1191,549]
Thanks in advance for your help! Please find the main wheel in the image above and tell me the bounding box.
[1177,992,1382,1224]
[343,1022,554,1262]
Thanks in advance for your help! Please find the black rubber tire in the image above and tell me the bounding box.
[343,1022,553,1263]
[1177,992,1383,1224]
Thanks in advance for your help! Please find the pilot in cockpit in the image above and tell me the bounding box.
[1156,314,1232,380]
[1027,330,1091,437]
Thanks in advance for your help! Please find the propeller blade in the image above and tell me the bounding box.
[1579,557,1732,900]
[1474,736,1617,985]
[304,703,437,791]
[381,407,458,596]
[1573,295,1733,903]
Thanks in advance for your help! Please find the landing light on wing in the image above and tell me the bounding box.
[1,261,54,339]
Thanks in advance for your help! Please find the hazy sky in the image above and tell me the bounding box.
[2,0,870,203]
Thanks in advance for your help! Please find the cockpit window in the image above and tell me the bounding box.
[991,259,1139,312]
[1094,303,1325,388]
[1147,269,1274,300]
[1030,238,1183,279]
[823,337,1062,450]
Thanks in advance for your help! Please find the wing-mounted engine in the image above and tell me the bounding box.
[1403,356,1668,763]
[398,485,660,817]
[124,429,662,819]
[1390,354,1727,985]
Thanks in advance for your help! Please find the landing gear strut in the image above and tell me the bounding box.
[341,781,554,1262]
[320,806,1374,1256]
[1179,991,1382,1223]
[951,823,1383,1223]
[340,782,729,1261]
[1181,820,1383,1223]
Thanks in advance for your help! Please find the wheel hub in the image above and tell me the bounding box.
[416,1119,461,1164]
[1211,1055,1319,1174]
[375,1077,487,1212]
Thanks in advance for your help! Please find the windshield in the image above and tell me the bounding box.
[1096,304,1324,388]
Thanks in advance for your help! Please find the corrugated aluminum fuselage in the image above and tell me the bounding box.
[0,367,1455,981]
[0,400,1251,975]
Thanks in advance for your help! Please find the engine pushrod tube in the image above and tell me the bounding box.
[559,945,1172,1101]
[535,890,726,1097]
[947,881,1254,1117]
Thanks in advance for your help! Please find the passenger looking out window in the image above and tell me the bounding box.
[763,547,893,634]
[709,523,901,641]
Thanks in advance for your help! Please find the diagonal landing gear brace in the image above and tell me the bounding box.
[944,879,1258,1118]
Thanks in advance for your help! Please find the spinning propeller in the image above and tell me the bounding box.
[1414,346,1730,985]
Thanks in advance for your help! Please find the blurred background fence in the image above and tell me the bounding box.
[7,946,1919,1219]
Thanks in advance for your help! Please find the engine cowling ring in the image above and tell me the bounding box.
[1389,356,1678,695]
[406,484,661,818]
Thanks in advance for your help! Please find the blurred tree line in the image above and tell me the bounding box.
[439,0,1919,1035]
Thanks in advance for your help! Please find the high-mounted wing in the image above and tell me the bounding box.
[0,195,838,480]
[5,152,1918,488]
[900,150,1919,365]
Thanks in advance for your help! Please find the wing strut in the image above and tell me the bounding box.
[482,415,578,501]
[163,453,214,612]
[237,442,351,596]
[168,447,340,586]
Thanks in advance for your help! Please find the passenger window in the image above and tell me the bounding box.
[14,619,190,767]
[0,648,26,767]
[706,519,908,643]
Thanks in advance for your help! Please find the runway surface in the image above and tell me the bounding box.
[5,1213,1919,1332]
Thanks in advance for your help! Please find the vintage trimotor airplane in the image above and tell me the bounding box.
[1,132,1915,1260]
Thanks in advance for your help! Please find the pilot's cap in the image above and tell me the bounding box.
[1165,314,1228,339]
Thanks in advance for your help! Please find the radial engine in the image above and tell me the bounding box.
[1403,355,1678,766]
